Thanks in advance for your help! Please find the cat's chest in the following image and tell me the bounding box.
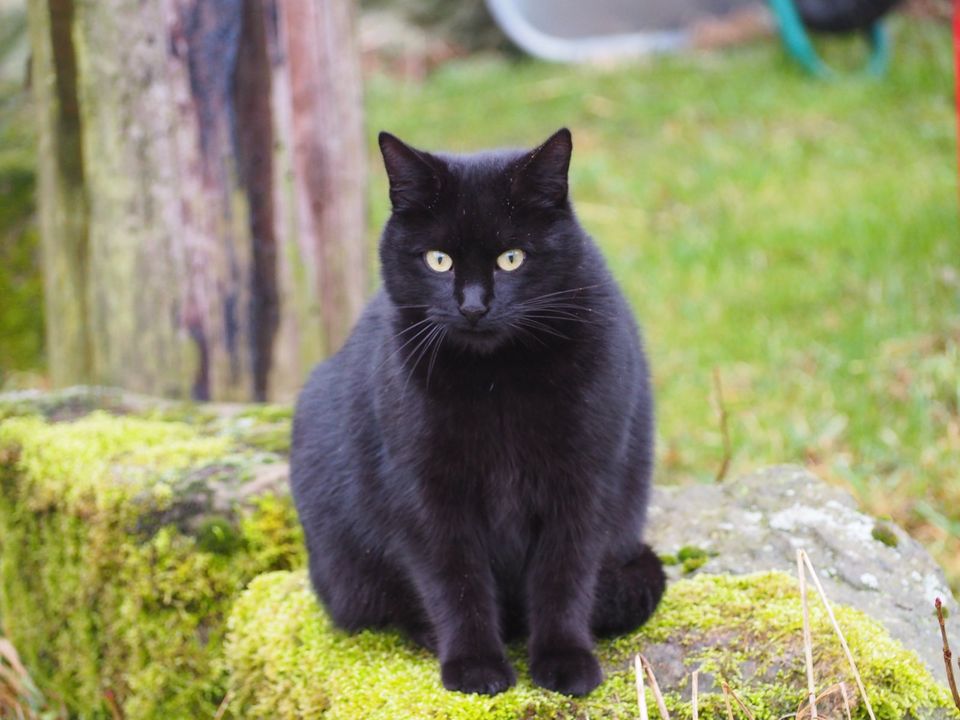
[451,368,573,435]
[422,370,584,488]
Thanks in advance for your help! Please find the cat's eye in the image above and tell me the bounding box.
[496,249,526,272]
[424,251,453,273]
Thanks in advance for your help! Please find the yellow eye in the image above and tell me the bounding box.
[424,251,453,272]
[496,249,526,272]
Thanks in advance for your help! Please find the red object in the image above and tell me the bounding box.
[955,0,960,195]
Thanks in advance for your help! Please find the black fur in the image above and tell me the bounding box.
[290,129,665,697]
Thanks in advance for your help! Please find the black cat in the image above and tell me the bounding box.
[290,128,665,697]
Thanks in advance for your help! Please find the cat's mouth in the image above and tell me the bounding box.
[447,322,506,352]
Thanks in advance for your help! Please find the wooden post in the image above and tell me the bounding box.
[28,0,91,386]
[28,0,367,401]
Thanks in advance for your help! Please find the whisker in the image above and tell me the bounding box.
[377,320,436,371]
[508,322,548,348]
[514,318,571,341]
[521,299,612,311]
[402,324,444,398]
[518,283,607,306]
[394,317,434,337]
[524,312,602,325]
[519,301,614,319]
[425,327,447,391]
[524,307,592,319]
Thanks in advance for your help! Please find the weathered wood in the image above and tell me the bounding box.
[28,0,367,401]
[28,0,91,385]
[266,0,367,394]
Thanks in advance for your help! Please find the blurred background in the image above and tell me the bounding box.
[0,0,957,595]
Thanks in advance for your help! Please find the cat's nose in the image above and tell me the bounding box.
[459,285,489,324]
[459,302,488,324]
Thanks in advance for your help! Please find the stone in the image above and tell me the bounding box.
[648,464,958,689]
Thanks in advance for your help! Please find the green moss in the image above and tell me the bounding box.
[196,516,244,555]
[233,423,292,454]
[225,571,957,720]
[872,522,900,548]
[0,389,296,455]
[0,412,303,718]
[0,387,131,422]
[675,545,714,573]
[681,555,707,574]
[237,404,294,424]
[677,545,709,562]
[660,553,679,566]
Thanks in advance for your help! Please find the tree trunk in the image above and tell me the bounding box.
[28,0,367,402]
[28,0,90,387]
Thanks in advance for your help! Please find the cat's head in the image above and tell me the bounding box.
[378,129,594,354]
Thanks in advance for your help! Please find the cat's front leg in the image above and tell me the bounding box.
[525,510,605,696]
[403,528,515,695]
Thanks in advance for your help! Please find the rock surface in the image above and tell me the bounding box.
[648,465,958,689]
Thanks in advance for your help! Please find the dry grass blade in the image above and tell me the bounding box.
[727,683,758,720]
[639,655,671,720]
[797,683,859,720]
[0,639,30,720]
[721,680,758,720]
[0,640,27,680]
[721,681,735,720]
[797,550,818,720]
[936,597,960,710]
[0,636,66,720]
[214,690,232,720]
[691,670,699,720]
[0,662,26,699]
[0,687,23,715]
[635,654,649,720]
[712,367,732,482]
[103,689,124,720]
[799,550,877,720]
[840,681,853,720]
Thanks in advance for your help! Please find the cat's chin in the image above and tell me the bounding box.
[447,326,509,355]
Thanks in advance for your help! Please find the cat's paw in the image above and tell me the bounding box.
[529,647,603,696]
[441,655,516,695]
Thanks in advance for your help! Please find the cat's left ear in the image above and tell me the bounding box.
[511,128,572,209]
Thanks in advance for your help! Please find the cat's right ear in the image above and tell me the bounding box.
[378,132,443,213]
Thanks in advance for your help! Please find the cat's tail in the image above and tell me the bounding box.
[591,542,666,638]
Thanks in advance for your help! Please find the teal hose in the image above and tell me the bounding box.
[768,0,890,78]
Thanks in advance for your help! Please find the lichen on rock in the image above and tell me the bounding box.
[225,570,957,720]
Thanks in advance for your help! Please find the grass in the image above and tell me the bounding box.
[363,18,960,591]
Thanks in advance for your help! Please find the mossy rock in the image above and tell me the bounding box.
[0,386,294,453]
[2,390,957,719]
[0,401,303,718]
[225,570,958,720]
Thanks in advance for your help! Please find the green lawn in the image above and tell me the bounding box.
[364,19,960,590]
